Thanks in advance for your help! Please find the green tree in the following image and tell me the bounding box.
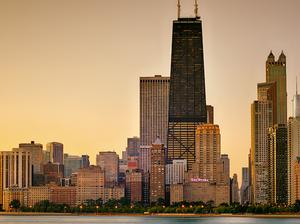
[9,199,21,211]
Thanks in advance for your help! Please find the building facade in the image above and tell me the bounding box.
[64,154,82,177]
[269,124,288,204]
[140,75,169,146]
[150,138,165,204]
[251,100,273,204]
[46,142,64,165]
[167,16,207,170]
[76,166,105,205]
[266,51,287,125]
[125,169,142,203]
[19,141,43,174]
[96,151,119,187]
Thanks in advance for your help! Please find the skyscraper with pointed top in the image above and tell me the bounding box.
[266,51,287,124]
[167,2,207,170]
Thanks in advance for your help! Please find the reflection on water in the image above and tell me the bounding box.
[0,216,300,224]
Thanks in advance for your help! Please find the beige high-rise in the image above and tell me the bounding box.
[140,75,169,146]
[194,124,221,182]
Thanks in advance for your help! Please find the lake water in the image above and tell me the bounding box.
[0,216,300,224]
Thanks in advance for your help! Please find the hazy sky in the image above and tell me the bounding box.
[0,0,300,182]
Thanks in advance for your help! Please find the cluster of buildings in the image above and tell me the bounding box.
[240,52,300,206]
[0,2,240,211]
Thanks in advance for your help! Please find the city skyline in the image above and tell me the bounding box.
[1,0,300,182]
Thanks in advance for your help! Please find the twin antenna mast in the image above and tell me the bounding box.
[177,0,200,19]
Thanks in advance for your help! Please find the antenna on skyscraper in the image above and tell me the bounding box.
[297,76,298,95]
[177,0,181,19]
[195,0,200,18]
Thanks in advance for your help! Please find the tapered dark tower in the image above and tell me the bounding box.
[167,1,207,170]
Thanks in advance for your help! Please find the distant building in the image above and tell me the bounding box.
[166,159,187,185]
[170,184,184,205]
[266,51,287,125]
[76,166,105,205]
[81,155,90,168]
[269,124,288,204]
[251,100,273,204]
[167,17,207,170]
[50,186,77,207]
[206,105,214,124]
[140,75,169,146]
[240,167,250,204]
[230,174,240,204]
[183,124,230,206]
[43,162,64,185]
[46,142,64,165]
[104,185,125,203]
[0,148,32,193]
[96,151,119,187]
[2,187,28,211]
[288,117,300,204]
[64,154,82,177]
[27,186,50,207]
[19,141,43,174]
[150,138,165,204]
[125,169,143,203]
[293,158,300,202]
[126,137,140,157]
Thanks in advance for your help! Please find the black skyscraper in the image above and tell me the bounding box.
[167,14,207,169]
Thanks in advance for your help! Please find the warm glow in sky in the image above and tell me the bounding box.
[1,0,300,182]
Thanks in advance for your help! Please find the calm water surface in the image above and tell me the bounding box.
[0,216,299,224]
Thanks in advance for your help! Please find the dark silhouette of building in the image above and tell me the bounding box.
[167,14,207,170]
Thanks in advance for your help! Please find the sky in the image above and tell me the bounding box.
[0,0,300,183]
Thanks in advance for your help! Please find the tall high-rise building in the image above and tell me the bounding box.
[194,124,220,182]
[150,138,165,203]
[76,166,105,205]
[240,167,250,204]
[230,174,240,204]
[46,142,64,165]
[167,12,207,170]
[292,81,300,118]
[269,124,288,204]
[288,117,300,204]
[293,157,300,202]
[266,51,287,124]
[96,151,119,187]
[251,100,273,204]
[140,75,169,146]
[257,82,277,125]
[289,85,300,204]
[19,141,43,174]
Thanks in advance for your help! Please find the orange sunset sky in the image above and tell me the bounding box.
[1,0,300,182]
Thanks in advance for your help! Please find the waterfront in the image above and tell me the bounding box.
[0,216,300,224]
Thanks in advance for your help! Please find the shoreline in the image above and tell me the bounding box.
[1,212,300,218]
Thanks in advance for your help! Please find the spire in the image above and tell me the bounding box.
[278,50,286,63]
[297,76,298,95]
[267,50,275,62]
[194,0,199,18]
[177,0,181,19]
